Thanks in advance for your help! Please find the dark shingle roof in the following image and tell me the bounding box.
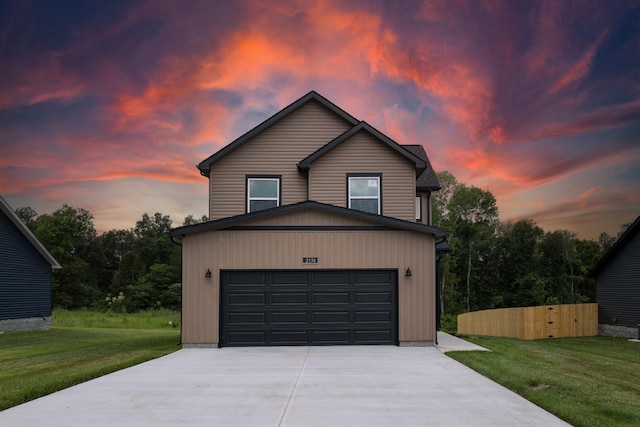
[169,200,449,238]
[402,145,441,191]
[197,91,359,177]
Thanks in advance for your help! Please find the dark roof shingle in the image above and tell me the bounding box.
[402,145,441,191]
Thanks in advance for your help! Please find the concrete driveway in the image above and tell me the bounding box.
[0,335,568,426]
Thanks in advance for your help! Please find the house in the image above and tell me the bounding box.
[169,91,447,347]
[0,196,61,331]
[591,216,640,338]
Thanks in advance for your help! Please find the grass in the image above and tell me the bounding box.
[0,310,180,411]
[52,308,181,329]
[447,335,640,427]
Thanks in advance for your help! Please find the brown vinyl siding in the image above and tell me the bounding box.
[209,101,353,220]
[417,191,432,225]
[181,227,435,346]
[308,130,417,221]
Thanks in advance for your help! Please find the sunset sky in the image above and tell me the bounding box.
[1,0,639,240]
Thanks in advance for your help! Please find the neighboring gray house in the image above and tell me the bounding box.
[0,196,61,331]
[591,216,640,338]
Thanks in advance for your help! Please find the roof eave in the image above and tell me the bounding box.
[170,201,449,238]
[297,121,427,174]
[197,91,360,173]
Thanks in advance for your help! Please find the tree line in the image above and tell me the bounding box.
[16,205,207,311]
[433,171,624,316]
[15,172,624,314]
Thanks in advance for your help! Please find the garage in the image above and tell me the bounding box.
[220,269,398,346]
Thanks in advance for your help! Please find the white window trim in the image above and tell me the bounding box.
[247,177,280,213]
[416,195,422,222]
[348,175,381,214]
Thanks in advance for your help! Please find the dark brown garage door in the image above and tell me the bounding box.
[220,270,397,346]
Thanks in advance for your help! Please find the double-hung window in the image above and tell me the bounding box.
[348,174,381,214]
[247,176,280,213]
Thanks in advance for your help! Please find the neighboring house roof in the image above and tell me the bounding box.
[0,196,61,269]
[590,215,640,277]
[170,200,449,238]
[402,145,441,191]
[297,121,427,175]
[197,91,360,177]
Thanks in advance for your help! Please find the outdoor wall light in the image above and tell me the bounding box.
[405,267,412,277]
[205,269,212,278]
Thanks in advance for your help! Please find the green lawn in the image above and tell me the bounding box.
[0,311,180,411]
[447,335,640,427]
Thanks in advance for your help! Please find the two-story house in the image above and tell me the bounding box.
[170,91,447,347]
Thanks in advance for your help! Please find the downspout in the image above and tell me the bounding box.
[170,234,183,347]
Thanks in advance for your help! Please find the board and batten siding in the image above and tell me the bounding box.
[181,228,436,346]
[308,130,417,222]
[596,228,640,328]
[0,210,52,322]
[209,101,353,220]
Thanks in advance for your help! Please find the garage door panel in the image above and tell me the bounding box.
[270,292,308,305]
[313,292,350,304]
[313,330,351,343]
[227,331,266,345]
[228,293,265,305]
[355,330,392,343]
[226,273,267,286]
[310,272,350,286]
[221,270,397,346]
[313,311,350,324]
[271,331,309,345]
[270,312,308,324]
[355,292,392,304]
[354,271,394,285]
[227,312,266,325]
[355,311,392,323]
[270,272,308,286]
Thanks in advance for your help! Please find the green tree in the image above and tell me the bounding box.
[14,206,38,231]
[597,231,616,252]
[574,239,601,302]
[446,185,499,312]
[128,264,181,310]
[432,171,461,228]
[133,213,175,269]
[183,214,208,226]
[110,251,145,295]
[33,205,97,308]
[493,219,545,307]
[539,230,577,303]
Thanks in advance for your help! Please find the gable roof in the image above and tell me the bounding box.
[170,200,449,238]
[590,215,640,277]
[0,196,61,269]
[296,121,427,174]
[402,145,441,191]
[197,91,360,177]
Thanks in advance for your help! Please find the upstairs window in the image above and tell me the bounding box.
[416,195,422,222]
[348,175,381,214]
[247,176,280,213]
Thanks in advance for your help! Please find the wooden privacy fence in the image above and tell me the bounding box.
[457,303,598,340]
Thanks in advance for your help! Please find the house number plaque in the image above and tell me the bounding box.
[302,257,318,264]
